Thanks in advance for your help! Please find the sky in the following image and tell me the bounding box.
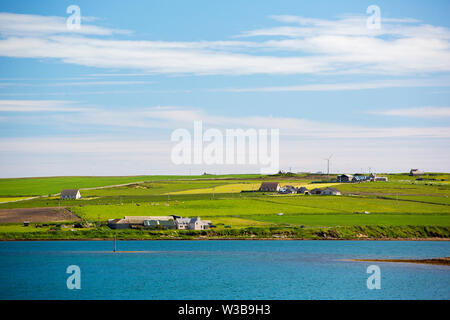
[0,0,449,177]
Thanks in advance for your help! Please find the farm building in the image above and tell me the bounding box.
[279,185,297,194]
[125,216,173,228]
[352,175,368,183]
[337,174,353,182]
[176,217,210,230]
[259,182,281,192]
[410,169,424,176]
[375,176,388,181]
[107,218,130,229]
[60,189,81,200]
[297,187,309,194]
[310,188,323,195]
[322,187,341,195]
[144,219,177,229]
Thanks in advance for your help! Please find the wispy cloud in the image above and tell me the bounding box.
[0,12,130,36]
[0,100,87,112]
[2,102,449,139]
[371,106,450,117]
[0,12,450,75]
[216,78,450,92]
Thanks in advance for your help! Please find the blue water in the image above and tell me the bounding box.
[0,240,449,300]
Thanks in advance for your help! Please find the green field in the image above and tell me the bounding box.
[0,172,449,240]
[0,174,264,196]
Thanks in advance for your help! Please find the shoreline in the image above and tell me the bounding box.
[1,237,449,242]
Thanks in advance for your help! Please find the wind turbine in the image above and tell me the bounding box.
[324,154,333,179]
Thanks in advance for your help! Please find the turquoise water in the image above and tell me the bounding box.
[0,240,449,299]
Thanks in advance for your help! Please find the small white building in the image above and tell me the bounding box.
[60,189,81,200]
[176,217,210,230]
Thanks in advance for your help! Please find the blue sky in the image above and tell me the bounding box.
[0,0,449,177]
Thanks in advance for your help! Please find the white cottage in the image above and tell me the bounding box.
[176,217,210,230]
[60,189,81,200]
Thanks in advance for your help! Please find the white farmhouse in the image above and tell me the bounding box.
[176,217,210,230]
[60,189,81,200]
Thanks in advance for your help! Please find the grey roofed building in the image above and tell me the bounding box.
[337,174,353,182]
[107,218,130,229]
[322,187,341,195]
[144,219,177,229]
[310,188,323,195]
[259,182,281,192]
[60,189,81,200]
[279,185,297,194]
[297,187,309,194]
[124,216,173,225]
[410,169,424,176]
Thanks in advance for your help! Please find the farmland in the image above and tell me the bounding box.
[0,173,449,240]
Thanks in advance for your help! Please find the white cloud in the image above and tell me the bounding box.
[372,107,450,117]
[2,102,449,139]
[0,100,87,112]
[217,78,450,92]
[0,12,130,36]
[0,13,450,75]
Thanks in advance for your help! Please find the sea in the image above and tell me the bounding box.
[0,240,449,299]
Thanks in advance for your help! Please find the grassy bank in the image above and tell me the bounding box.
[0,225,448,241]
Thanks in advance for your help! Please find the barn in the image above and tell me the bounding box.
[259,182,281,192]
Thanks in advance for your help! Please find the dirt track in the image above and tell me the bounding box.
[0,207,80,223]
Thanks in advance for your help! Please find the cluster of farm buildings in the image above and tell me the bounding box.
[258,182,341,195]
[258,172,390,196]
[107,215,213,230]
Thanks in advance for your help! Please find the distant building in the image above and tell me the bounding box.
[375,176,388,181]
[352,175,368,183]
[310,188,323,195]
[279,185,297,194]
[107,218,130,229]
[259,182,281,192]
[144,219,177,229]
[125,216,173,227]
[322,187,341,195]
[176,217,210,230]
[297,187,309,194]
[337,174,353,182]
[410,169,424,176]
[108,216,174,229]
[60,189,81,200]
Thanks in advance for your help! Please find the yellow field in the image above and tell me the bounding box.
[166,182,342,195]
[0,197,34,203]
